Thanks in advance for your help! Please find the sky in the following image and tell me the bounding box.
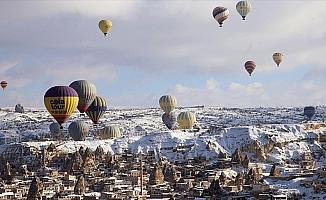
[0,0,326,108]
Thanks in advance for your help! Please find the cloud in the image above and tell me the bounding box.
[169,79,326,107]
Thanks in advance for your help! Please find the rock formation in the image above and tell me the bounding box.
[95,145,105,160]
[231,148,244,164]
[242,155,250,168]
[270,164,281,177]
[74,176,86,195]
[164,164,178,183]
[27,177,43,200]
[219,172,227,186]
[149,163,165,185]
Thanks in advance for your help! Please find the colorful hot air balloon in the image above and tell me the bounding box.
[177,111,196,129]
[68,121,89,141]
[1,80,8,90]
[69,80,97,113]
[159,95,177,114]
[244,61,256,76]
[162,112,177,130]
[212,7,229,27]
[304,106,316,120]
[236,1,251,20]
[44,86,79,128]
[273,52,284,67]
[99,125,121,139]
[86,96,107,124]
[98,19,112,36]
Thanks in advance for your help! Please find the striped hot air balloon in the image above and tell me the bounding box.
[159,95,177,114]
[98,19,112,36]
[68,121,89,141]
[44,86,79,128]
[236,1,251,20]
[86,96,107,124]
[99,125,121,139]
[273,52,284,67]
[177,111,196,129]
[304,106,316,120]
[69,80,97,113]
[244,61,256,76]
[1,80,8,90]
[212,6,229,27]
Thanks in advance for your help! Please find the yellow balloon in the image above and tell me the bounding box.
[159,95,177,114]
[98,19,112,36]
[44,86,79,127]
[177,111,196,129]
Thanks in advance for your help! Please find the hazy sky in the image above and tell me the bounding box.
[0,0,326,108]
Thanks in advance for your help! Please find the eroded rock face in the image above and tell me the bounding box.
[74,176,86,195]
[27,177,43,200]
[242,155,250,168]
[235,172,245,187]
[270,164,281,177]
[219,172,227,186]
[208,179,223,196]
[245,168,260,185]
[68,151,83,172]
[95,145,105,160]
[164,164,178,183]
[149,163,165,185]
[231,148,244,164]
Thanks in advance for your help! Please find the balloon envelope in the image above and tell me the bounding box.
[159,95,177,114]
[304,106,316,120]
[69,80,97,113]
[68,121,89,141]
[244,61,256,76]
[236,1,251,20]
[99,125,121,139]
[212,7,229,27]
[44,86,79,126]
[98,19,112,36]
[1,80,8,90]
[86,96,107,124]
[162,112,177,130]
[49,122,61,136]
[177,111,196,129]
[273,53,283,67]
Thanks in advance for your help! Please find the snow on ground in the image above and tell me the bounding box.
[1,107,326,161]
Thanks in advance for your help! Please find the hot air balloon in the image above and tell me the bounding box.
[69,80,97,113]
[49,122,61,137]
[304,106,316,120]
[177,111,196,129]
[162,112,177,130]
[68,121,89,141]
[273,52,283,67]
[244,61,256,76]
[44,86,79,128]
[1,80,8,90]
[98,19,112,36]
[99,125,121,139]
[86,96,107,124]
[236,1,251,20]
[212,7,229,27]
[159,95,177,114]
